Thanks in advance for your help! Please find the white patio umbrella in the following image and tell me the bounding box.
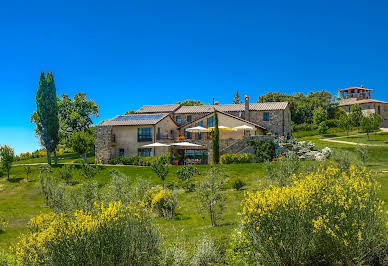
[186,126,210,133]
[208,126,233,132]
[171,142,202,164]
[171,142,202,147]
[233,125,254,130]
[141,142,170,147]
[141,142,170,156]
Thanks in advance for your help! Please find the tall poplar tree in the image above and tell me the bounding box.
[212,110,220,164]
[31,72,59,165]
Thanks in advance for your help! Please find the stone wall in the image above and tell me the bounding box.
[95,125,112,164]
[224,108,291,137]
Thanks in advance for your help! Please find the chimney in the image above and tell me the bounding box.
[244,95,250,121]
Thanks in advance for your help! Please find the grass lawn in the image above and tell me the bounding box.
[333,131,388,145]
[1,136,388,251]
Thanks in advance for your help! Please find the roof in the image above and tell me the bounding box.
[340,99,388,106]
[179,110,266,130]
[340,86,372,92]
[174,102,288,114]
[102,113,170,126]
[136,104,180,113]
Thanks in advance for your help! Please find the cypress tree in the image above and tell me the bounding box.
[34,71,59,165]
[212,110,220,164]
[233,91,241,104]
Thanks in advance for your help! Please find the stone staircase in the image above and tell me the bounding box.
[220,135,273,155]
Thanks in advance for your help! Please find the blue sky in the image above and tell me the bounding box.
[0,0,388,154]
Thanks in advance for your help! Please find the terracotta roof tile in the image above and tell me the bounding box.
[339,99,388,106]
[174,102,288,114]
[136,104,180,113]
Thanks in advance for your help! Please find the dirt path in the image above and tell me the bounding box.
[320,129,387,146]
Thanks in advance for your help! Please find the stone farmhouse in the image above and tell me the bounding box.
[339,85,388,126]
[96,96,291,164]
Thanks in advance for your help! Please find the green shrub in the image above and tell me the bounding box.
[325,119,340,128]
[0,250,17,265]
[240,166,388,265]
[318,121,329,135]
[291,123,317,132]
[220,153,253,164]
[57,165,73,184]
[248,140,275,162]
[232,179,246,191]
[176,165,200,191]
[161,244,189,265]
[15,202,162,265]
[265,153,300,186]
[151,188,178,219]
[108,154,171,166]
[190,235,224,265]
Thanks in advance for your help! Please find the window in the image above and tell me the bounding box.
[244,130,251,137]
[207,116,214,127]
[195,121,204,140]
[196,120,204,127]
[185,126,192,139]
[112,134,116,143]
[119,148,125,156]
[263,112,270,121]
[138,148,152,157]
[187,115,192,122]
[138,128,153,142]
[176,116,182,125]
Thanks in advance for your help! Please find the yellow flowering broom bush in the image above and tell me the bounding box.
[240,166,387,265]
[14,202,162,265]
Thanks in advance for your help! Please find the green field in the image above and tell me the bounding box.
[1,136,388,252]
[333,131,388,145]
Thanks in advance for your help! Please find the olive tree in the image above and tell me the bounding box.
[196,167,226,226]
[151,155,170,187]
[0,145,14,180]
[176,165,200,191]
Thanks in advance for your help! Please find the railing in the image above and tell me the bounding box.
[157,133,172,140]
[138,135,153,142]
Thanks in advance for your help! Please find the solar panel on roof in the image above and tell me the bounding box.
[113,114,163,121]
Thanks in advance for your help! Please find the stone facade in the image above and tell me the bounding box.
[95,125,112,164]
[96,97,291,164]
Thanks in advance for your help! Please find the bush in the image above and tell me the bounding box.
[225,229,255,265]
[0,250,17,265]
[176,165,200,191]
[57,165,73,184]
[220,153,253,164]
[232,179,246,191]
[104,169,132,205]
[318,121,329,135]
[240,166,388,265]
[14,202,162,265]
[325,119,340,128]
[0,217,8,232]
[108,156,156,166]
[151,188,178,219]
[265,153,300,186]
[291,123,317,132]
[248,140,275,162]
[190,235,224,265]
[331,149,359,172]
[161,244,189,266]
